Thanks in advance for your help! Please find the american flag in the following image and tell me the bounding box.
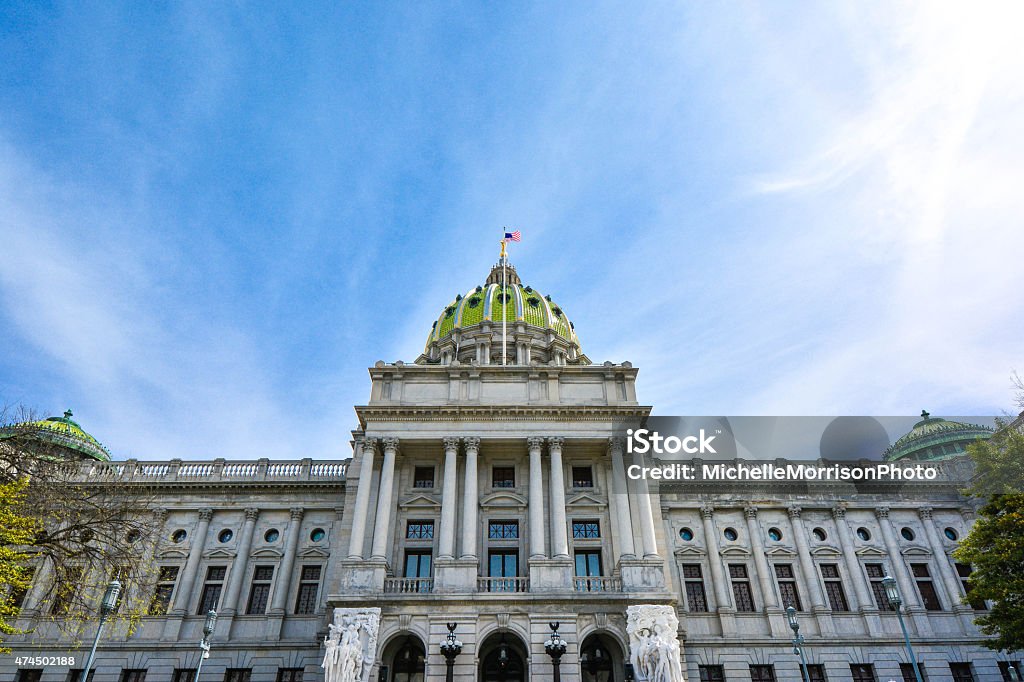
[504,230,521,242]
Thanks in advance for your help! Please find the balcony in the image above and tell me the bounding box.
[383,577,434,594]
[574,576,623,592]
[477,577,530,593]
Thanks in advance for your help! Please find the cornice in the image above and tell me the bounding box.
[355,403,651,426]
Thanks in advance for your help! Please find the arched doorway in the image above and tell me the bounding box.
[580,633,625,682]
[478,631,528,682]
[381,635,426,682]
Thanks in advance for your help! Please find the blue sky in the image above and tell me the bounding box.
[1,2,1021,460]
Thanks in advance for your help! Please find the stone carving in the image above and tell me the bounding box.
[322,607,381,682]
[626,605,685,682]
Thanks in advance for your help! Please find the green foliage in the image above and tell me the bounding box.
[0,477,39,651]
[954,493,1024,653]
[963,419,1024,498]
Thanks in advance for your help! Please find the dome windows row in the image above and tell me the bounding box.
[167,526,328,544]
[676,518,960,545]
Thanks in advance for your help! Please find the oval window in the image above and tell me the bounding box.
[856,527,871,541]
[944,527,958,541]
[126,529,141,544]
[767,527,783,542]
[679,527,694,541]
[723,527,738,541]
[310,527,326,542]
[812,527,827,542]
[218,529,234,543]
[901,527,915,541]
[171,529,187,543]
[264,528,280,543]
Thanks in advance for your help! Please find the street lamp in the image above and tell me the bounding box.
[786,606,812,682]
[1006,665,1022,682]
[544,622,568,682]
[81,578,122,681]
[194,610,218,681]
[882,576,924,682]
[439,622,463,682]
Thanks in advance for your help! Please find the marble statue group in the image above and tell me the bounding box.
[323,608,381,682]
[627,605,687,682]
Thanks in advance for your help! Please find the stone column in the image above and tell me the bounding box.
[346,438,376,559]
[608,437,636,560]
[700,505,732,610]
[528,437,547,558]
[787,507,828,611]
[744,506,779,610]
[171,507,214,615]
[630,449,659,558]
[461,437,480,559]
[270,507,305,614]
[221,508,260,615]
[439,437,460,559]
[875,507,922,609]
[831,506,874,612]
[370,437,399,561]
[548,437,570,559]
[918,506,967,611]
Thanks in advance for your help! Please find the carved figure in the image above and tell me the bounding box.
[322,608,382,682]
[627,605,686,682]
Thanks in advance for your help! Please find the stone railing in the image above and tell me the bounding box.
[574,576,623,592]
[76,458,347,483]
[477,577,530,593]
[383,577,434,594]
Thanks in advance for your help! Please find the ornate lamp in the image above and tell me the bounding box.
[786,606,811,682]
[440,622,462,682]
[882,576,923,682]
[545,622,568,682]
[81,578,122,681]
[194,609,218,681]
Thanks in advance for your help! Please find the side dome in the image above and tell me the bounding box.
[882,410,993,462]
[418,261,589,366]
[0,409,112,462]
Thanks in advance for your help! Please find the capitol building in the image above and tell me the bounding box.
[3,259,1018,682]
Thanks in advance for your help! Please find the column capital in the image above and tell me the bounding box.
[464,436,481,451]
[527,436,545,451]
[289,507,305,521]
[918,506,933,520]
[153,507,170,522]
[743,506,758,519]
[874,506,890,520]
[700,504,715,519]
[363,437,379,456]
[607,437,624,456]
[198,508,214,521]
[831,506,847,520]
[547,436,565,449]
[244,508,260,521]
[382,436,400,452]
[787,506,802,519]
[959,507,976,522]
[443,436,460,452]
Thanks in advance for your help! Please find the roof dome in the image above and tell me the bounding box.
[882,410,993,462]
[418,261,588,366]
[0,409,112,462]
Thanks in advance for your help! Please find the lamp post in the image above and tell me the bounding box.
[882,575,924,682]
[786,606,812,682]
[545,622,568,682]
[1006,665,1022,682]
[80,578,122,682]
[440,622,463,682]
[194,610,218,681]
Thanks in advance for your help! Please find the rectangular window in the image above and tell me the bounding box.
[803,665,826,682]
[224,670,252,682]
[698,666,724,682]
[277,670,304,682]
[404,550,432,578]
[820,564,849,611]
[911,563,943,610]
[406,520,435,539]
[149,565,179,615]
[492,466,515,488]
[955,563,987,610]
[51,566,83,615]
[488,520,519,539]
[197,566,226,615]
[67,671,97,682]
[775,564,802,611]
[172,671,196,682]
[294,565,322,614]
[999,662,1023,682]
[488,549,518,591]
[850,664,876,682]
[865,563,895,611]
[900,663,926,682]
[949,664,974,682]
[17,672,43,682]
[682,564,709,612]
[749,666,775,682]
[729,564,756,612]
[572,520,600,538]
[120,671,147,682]
[575,550,603,583]
[246,565,274,615]
[572,466,594,488]
[413,466,435,488]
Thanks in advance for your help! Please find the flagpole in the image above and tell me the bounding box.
[501,236,507,366]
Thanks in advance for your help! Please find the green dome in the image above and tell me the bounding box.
[0,409,112,462]
[882,410,993,462]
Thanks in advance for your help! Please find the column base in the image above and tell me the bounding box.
[764,606,790,638]
[435,557,479,592]
[618,556,667,591]
[908,606,934,636]
[529,557,574,592]
[339,558,389,593]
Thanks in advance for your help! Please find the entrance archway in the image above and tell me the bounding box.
[580,633,625,682]
[381,634,426,682]
[478,631,528,682]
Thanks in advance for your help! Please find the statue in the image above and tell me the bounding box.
[627,605,686,682]
[323,608,381,682]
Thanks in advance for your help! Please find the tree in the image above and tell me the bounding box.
[0,406,163,646]
[0,477,38,652]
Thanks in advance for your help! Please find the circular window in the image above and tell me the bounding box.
[264,528,280,543]
[767,527,783,542]
[944,527,959,541]
[723,527,738,541]
[856,527,871,541]
[79,529,94,543]
[218,529,234,543]
[812,527,827,542]
[126,529,141,544]
[901,527,915,541]
[171,529,187,543]
[310,527,326,542]
[679,527,694,541]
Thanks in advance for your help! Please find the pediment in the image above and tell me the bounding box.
[674,546,708,557]
[855,546,887,557]
[766,546,799,557]
[809,546,842,557]
[480,491,528,508]
[900,546,933,557]
[399,493,441,510]
[565,492,606,508]
[157,548,190,559]
[250,547,284,558]
[298,547,331,558]
[204,548,237,559]
[720,546,751,557]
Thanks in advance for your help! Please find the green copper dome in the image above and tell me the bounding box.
[882,410,993,462]
[0,409,112,462]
